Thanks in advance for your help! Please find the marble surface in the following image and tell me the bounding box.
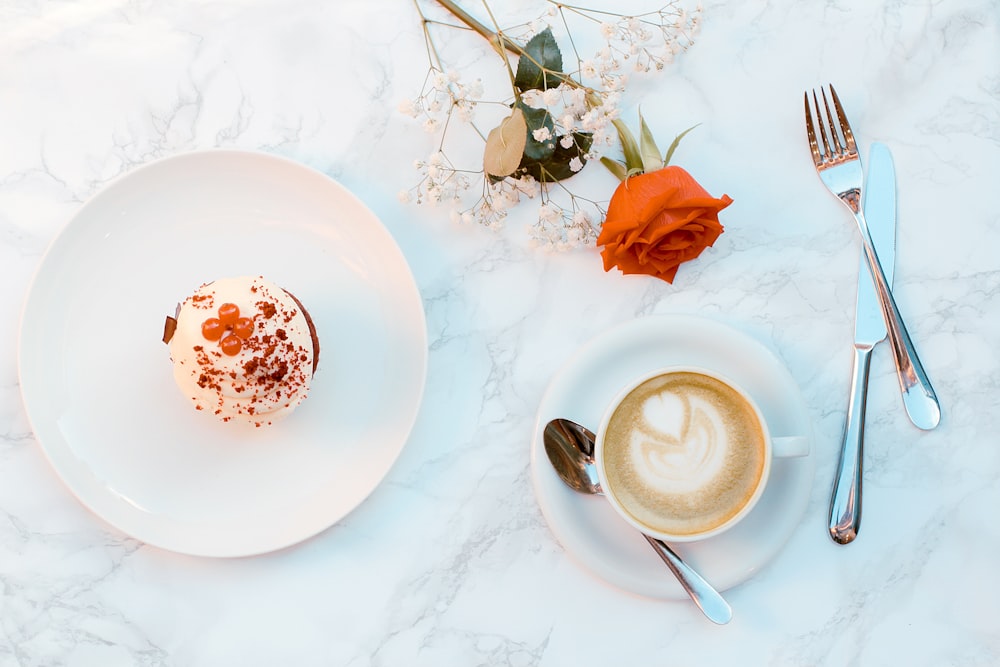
[2,0,999,664]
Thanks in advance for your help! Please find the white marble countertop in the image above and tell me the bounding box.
[2,0,999,664]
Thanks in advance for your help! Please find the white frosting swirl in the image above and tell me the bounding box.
[169,276,315,427]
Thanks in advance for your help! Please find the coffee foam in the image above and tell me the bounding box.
[602,372,766,536]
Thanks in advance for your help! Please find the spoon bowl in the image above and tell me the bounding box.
[543,418,602,495]
[542,418,733,625]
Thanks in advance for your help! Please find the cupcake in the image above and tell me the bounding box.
[163,276,319,427]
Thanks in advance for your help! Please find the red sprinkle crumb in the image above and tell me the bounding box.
[259,301,277,319]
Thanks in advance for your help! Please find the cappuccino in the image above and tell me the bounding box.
[601,371,766,537]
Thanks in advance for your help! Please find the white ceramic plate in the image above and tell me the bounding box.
[18,150,428,557]
[530,314,815,599]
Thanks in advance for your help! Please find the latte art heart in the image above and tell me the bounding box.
[632,393,726,494]
[601,371,767,537]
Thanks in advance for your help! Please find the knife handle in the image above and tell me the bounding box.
[829,345,872,544]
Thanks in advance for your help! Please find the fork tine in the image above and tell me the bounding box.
[811,90,833,159]
[820,87,843,155]
[804,92,822,165]
[829,85,857,154]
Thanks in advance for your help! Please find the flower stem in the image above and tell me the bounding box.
[435,0,596,95]
[435,0,524,57]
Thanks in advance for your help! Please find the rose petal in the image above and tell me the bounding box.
[597,166,732,284]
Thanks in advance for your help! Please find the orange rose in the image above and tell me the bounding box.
[597,166,733,283]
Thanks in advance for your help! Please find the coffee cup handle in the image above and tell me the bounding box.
[772,435,810,458]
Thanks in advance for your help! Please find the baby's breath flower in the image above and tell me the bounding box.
[539,202,561,223]
[491,191,512,211]
[520,89,543,107]
[398,99,418,117]
[569,87,587,109]
[542,87,561,106]
[532,127,552,142]
[514,175,541,198]
[579,109,600,131]
[593,125,616,147]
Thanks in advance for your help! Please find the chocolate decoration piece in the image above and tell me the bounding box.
[162,316,177,344]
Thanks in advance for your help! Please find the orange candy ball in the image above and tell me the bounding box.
[218,303,240,327]
[219,334,243,356]
[201,318,224,341]
[233,317,254,340]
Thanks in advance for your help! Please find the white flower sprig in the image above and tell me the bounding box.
[400,0,703,250]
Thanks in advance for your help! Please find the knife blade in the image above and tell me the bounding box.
[857,143,896,345]
[829,142,896,544]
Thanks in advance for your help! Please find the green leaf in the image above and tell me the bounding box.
[612,119,643,173]
[639,112,664,173]
[483,108,529,178]
[517,102,556,162]
[600,157,628,182]
[663,123,701,165]
[520,132,592,182]
[514,28,563,92]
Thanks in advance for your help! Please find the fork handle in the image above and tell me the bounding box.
[851,204,941,430]
[829,344,871,544]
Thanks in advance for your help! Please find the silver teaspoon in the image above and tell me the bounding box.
[543,418,733,625]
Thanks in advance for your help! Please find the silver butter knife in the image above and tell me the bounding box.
[829,142,896,545]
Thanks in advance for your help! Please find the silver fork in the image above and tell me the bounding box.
[805,85,940,431]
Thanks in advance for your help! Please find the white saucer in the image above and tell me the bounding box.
[18,150,428,557]
[530,314,815,599]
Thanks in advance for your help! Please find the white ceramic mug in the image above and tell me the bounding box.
[595,366,809,543]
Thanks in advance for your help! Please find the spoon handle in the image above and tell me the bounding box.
[642,534,732,624]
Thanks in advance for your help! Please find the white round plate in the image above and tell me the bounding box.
[530,314,815,599]
[18,150,428,557]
